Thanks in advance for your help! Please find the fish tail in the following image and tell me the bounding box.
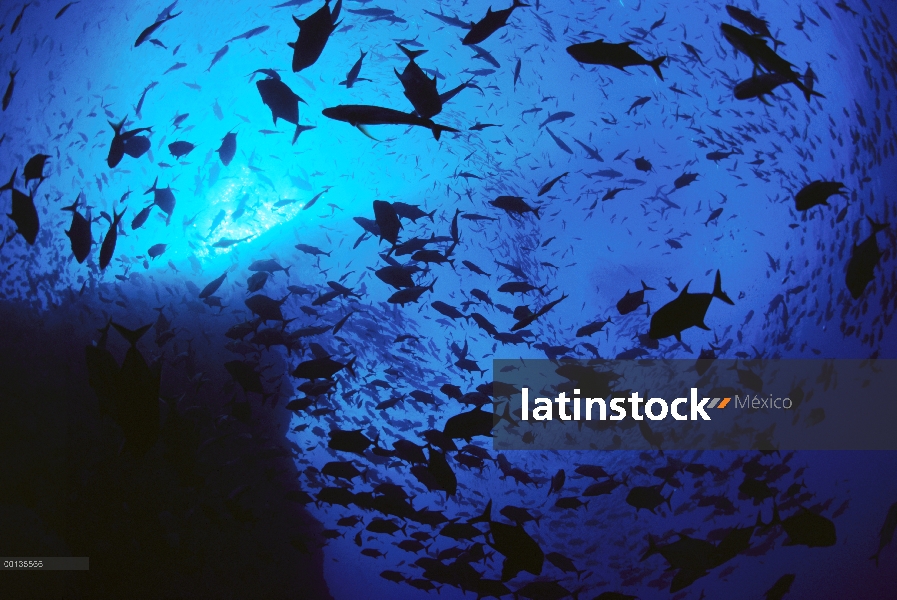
[649,56,667,81]
[533,206,541,220]
[0,168,16,192]
[639,534,658,561]
[427,209,437,222]
[112,322,152,347]
[513,0,530,7]
[109,115,127,134]
[468,499,492,524]
[284,265,291,277]
[61,196,80,212]
[430,123,459,141]
[641,280,655,291]
[870,550,880,567]
[112,207,126,226]
[145,176,158,195]
[868,217,889,234]
[713,270,734,305]
[397,43,427,61]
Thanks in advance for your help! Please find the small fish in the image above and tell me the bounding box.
[226,25,270,43]
[206,45,229,72]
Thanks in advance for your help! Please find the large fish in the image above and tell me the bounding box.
[0,169,39,245]
[289,0,342,72]
[99,207,126,270]
[256,75,308,144]
[62,196,92,263]
[845,218,888,299]
[395,44,442,119]
[322,104,459,140]
[462,0,528,46]
[649,271,733,341]
[567,39,667,80]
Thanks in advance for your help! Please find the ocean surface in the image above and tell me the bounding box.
[1,0,896,598]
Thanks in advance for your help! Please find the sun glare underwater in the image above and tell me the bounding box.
[2,0,897,598]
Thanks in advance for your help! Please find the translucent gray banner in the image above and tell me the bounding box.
[492,359,897,451]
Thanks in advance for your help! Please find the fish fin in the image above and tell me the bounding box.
[430,123,459,140]
[355,124,380,141]
[641,280,655,291]
[713,270,734,305]
[0,168,16,191]
[649,56,667,81]
[112,322,152,346]
[397,43,427,61]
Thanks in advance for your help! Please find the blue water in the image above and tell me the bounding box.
[2,0,897,598]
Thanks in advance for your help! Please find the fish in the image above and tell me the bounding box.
[845,218,888,299]
[734,72,815,104]
[226,25,270,43]
[672,172,698,190]
[133,81,158,118]
[649,271,734,341]
[144,177,176,223]
[135,11,181,47]
[289,0,342,72]
[567,39,667,80]
[539,111,574,128]
[249,259,291,276]
[544,127,572,154]
[147,243,168,259]
[62,196,92,263]
[538,172,568,197]
[489,196,540,219]
[256,76,308,144]
[206,45,229,72]
[217,130,237,166]
[704,207,723,226]
[794,181,847,211]
[395,44,442,119]
[0,169,39,245]
[213,236,251,248]
[23,153,50,185]
[725,5,783,49]
[294,243,330,257]
[720,24,819,102]
[462,0,529,46]
[168,141,195,159]
[199,272,228,298]
[2,70,17,111]
[131,204,153,230]
[340,49,370,88]
[56,1,79,19]
[373,200,402,246]
[106,117,153,168]
[99,207,126,270]
[10,2,30,34]
[871,501,897,566]
[634,157,653,172]
[617,281,654,315]
[759,503,836,548]
[321,105,459,140]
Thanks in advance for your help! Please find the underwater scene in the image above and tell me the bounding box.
[2,0,897,598]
